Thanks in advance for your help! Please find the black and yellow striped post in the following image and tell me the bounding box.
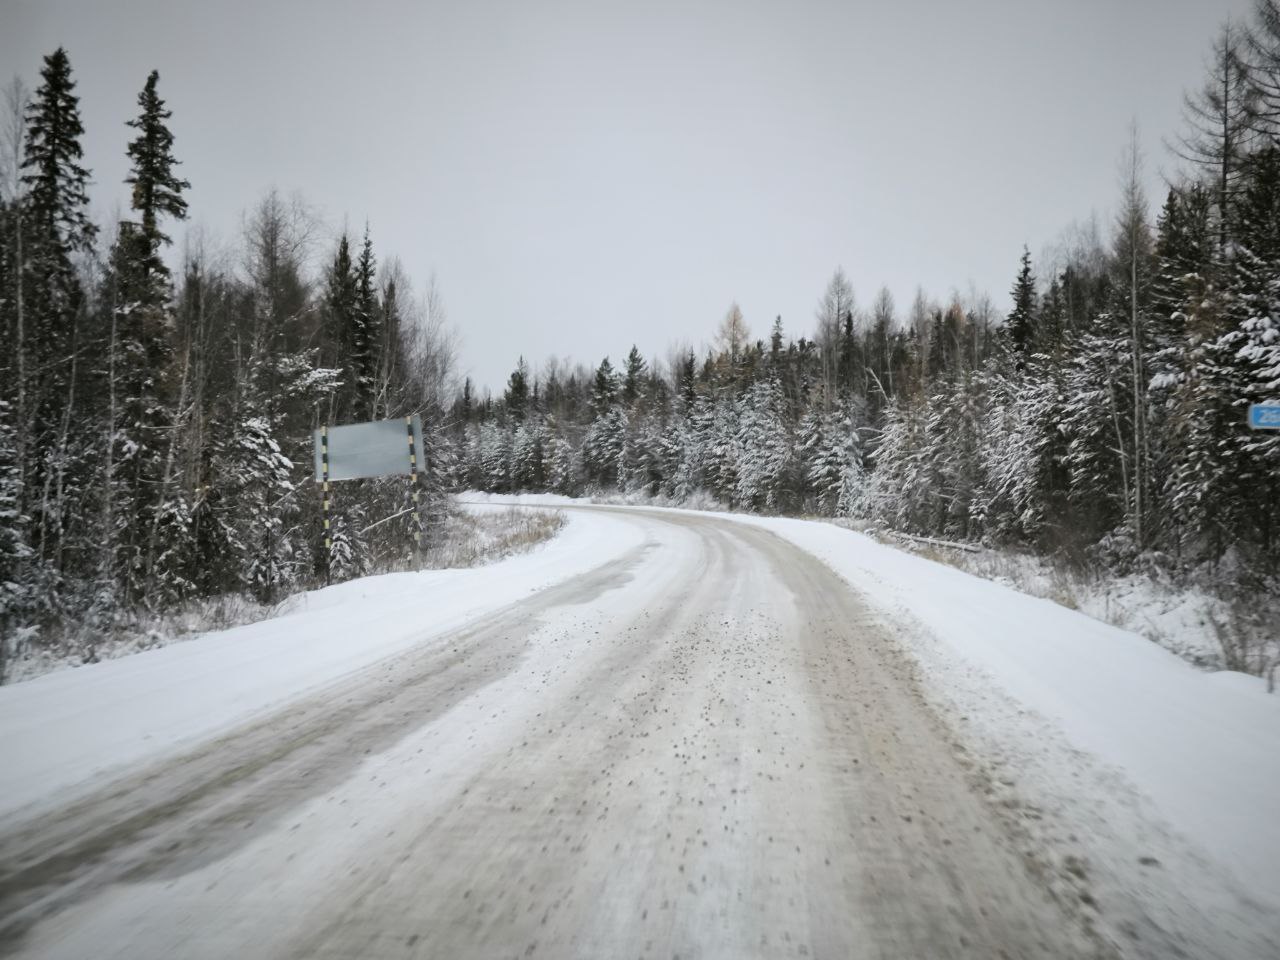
[320,424,332,584]
[406,415,423,562]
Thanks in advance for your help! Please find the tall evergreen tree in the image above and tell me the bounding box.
[591,357,618,415]
[323,233,357,417]
[123,70,189,282]
[623,345,646,406]
[505,357,530,421]
[352,228,379,418]
[110,68,190,604]
[1006,246,1037,358]
[20,48,97,565]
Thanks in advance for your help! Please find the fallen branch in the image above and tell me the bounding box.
[890,531,982,554]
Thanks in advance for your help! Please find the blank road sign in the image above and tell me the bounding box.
[1248,404,1280,430]
[314,415,425,482]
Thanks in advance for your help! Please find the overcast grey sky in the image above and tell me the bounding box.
[3,0,1251,392]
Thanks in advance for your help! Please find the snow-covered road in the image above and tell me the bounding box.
[0,503,1276,958]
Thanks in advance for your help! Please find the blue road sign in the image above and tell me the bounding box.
[1248,404,1280,430]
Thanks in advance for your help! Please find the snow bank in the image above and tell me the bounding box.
[742,513,1280,902]
[0,508,641,819]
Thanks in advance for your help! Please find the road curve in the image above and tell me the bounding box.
[0,506,1106,959]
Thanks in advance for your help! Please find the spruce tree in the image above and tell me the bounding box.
[505,357,530,421]
[678,350,697,413]
[323,233,357,416]
[734,378,792,511]
[21,48,97,565]
[623,345,646,406]
[353,228,379,418]
[112,69,190,604]
[1006,246,1037,358]
[124,70,189,282]
[591,357,618,415]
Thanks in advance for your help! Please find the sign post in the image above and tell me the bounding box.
[406,415,423,561]
[313,414,427,570]
[320,425,332,584]
[1248,403,1280,431]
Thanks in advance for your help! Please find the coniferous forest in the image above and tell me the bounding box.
[0,51,455,677]
[3,6,1280,678]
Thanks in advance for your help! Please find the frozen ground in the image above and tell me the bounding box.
[0,499,1276,958]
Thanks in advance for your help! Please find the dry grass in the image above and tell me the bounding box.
[423,506,567,569]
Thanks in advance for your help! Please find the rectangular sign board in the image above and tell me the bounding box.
[314,415,424,482]
[1248,404,1280,430]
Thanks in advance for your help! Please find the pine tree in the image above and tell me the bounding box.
[352,228,379,418]
[460,376,474,424]
[324,233,358,418]
[677,349,697,414]
[798,406,861,515]
[583,407,626,489]
[546,433,580,495]
[505,357,530,421]
[1038,276,1066,355]
[591,357,618,415]
[623,345,647,406]
[219,410,299,602]
[699,397,738,505]
[477,421,512,491]
[623,415,666,496]
[861,398,930,530]
[20,49,97,564]
[124,70,189,281]
[511,420,545,489]
[733,378,792,510]
[1006,246,1037,359]
[110,69,190,605]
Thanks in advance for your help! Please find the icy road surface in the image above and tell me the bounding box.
[0,505,1276,959]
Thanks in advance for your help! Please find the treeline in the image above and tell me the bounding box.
[456,5,1280,579]
[0,50,453,670]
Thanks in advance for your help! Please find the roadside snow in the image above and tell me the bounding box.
[745,513,1280,908]
[3,505,568,685]
[0,508,640,820]
[851,526,1261,673]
